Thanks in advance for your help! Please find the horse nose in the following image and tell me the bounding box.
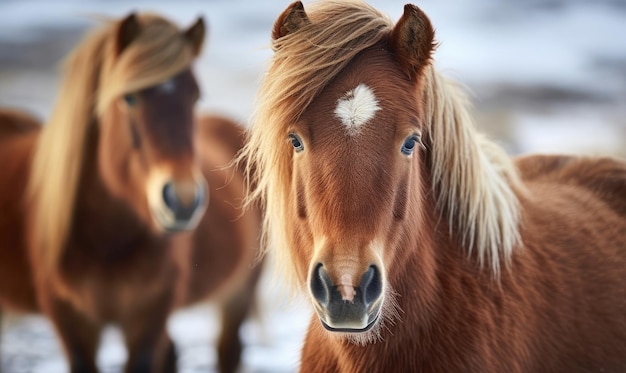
[310,263,383,331]
[360,265,383,307]
[162,179,206,223]
[162,182,177,210]
[310,263,333,306]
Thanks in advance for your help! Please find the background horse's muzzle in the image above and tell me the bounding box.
[159,178,207,231]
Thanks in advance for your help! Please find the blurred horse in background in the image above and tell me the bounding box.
[241,1,626,372]
[0,12,261,373]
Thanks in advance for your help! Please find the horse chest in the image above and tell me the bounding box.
[56,235,184,320]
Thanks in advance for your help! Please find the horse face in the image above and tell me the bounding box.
[96,15,207,233]
[290,47,426,334]
[99,69,207,233]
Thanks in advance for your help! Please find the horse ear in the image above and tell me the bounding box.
[184,17,206,57]
[272,1,310,41]
[389,4,436,81]
[115,13,141,56]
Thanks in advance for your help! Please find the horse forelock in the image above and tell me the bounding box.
[28,13,198,271]
[423,68,522,274]
[97,13,197,115]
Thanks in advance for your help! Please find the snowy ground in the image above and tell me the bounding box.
[0,0,625,372]
[1,266,312,373]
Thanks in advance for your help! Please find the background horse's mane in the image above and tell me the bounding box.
[241,0,521,289]
[28,13,197,271]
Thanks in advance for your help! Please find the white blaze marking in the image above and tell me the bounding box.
[334,84,380,136]
[339,274,356,301]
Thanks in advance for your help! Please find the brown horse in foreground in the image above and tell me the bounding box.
[240,1,626,372]
[0,13,260,373]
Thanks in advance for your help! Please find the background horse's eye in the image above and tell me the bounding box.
[401,136,418,155]
[124,93,138,106]
[289,133,304,152]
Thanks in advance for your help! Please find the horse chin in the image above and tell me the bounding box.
[319,312,380,333]
[315,301,382,337]
[150,204,205,233]
[162,219,200,233]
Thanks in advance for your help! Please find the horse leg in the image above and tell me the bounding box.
[124,331,177,373]
[217,262,263,373]
[40,297,101,373]
[121,296,177,373]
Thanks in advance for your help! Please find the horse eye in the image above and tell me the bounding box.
[124,93,138,107]
[288,133,304,152]
[401,135,418,156]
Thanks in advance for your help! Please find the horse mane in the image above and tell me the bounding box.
[423,68,522,273]
[240,0,521,289]
[28,13,198,271]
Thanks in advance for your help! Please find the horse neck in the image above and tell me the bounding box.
[381,187,495,356]
[70,123,152,257]
[387,191,441,326]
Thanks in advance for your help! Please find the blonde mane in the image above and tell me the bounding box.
[240,0,521,288]
[423,68,522,273]
[28,13,197,271]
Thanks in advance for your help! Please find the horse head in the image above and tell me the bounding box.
[97,14,208,232]
[247,1,436,338]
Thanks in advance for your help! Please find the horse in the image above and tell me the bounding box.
[0,13,261,373]
[239,1,626,372]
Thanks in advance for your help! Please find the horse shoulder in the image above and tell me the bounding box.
[510,154,626,368]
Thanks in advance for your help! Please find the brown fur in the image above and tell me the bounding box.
[0,12,261,373]
[0,110,40,312]
[241,1,626,372]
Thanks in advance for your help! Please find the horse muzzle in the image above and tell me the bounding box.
[148,175,208,232]
[309,264,384,332]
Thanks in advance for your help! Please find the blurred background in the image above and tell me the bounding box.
[0,0,624,372]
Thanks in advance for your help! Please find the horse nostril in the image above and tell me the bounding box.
[310,263,332,306]
[360,265,382,306]
[162,182,178,211]
[193,183,205,210]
